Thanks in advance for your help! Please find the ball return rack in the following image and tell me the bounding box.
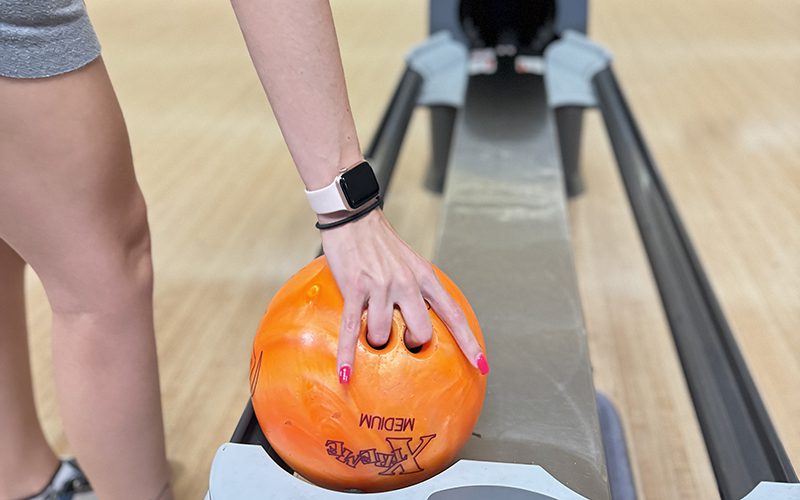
[208,2,798,499]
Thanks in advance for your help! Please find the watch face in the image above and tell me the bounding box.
[340,161,380,209]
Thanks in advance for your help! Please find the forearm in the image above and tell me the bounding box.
[231,0,362,190]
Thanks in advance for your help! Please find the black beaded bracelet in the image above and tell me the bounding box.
[315,197,382,231]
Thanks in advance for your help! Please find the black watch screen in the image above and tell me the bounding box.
[340,161,380,209]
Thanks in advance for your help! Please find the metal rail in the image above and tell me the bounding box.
[593,67,797,499]
[364,67,424,196]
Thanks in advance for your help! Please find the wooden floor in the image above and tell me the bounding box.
[23,1,798,498]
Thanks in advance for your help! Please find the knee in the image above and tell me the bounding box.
[47,195,154,315]
[116,194,154,293]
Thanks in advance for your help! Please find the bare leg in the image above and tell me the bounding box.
[0,240,60,498]
[0,59,172,500]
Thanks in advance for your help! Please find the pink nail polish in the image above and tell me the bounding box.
[476,353,490,375]
[338,365,351,385]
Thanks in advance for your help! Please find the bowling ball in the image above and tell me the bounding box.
[250,256,486,492]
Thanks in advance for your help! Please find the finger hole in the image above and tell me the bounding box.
[403,327,432,356]
[366,327,391,350]
[361,325,397,353]
[406,342,423,354]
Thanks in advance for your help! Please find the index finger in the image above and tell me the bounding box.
[336,291,366,384]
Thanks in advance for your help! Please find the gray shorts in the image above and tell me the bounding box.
[0,0,101,79]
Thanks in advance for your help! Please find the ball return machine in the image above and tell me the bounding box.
[207,2,798,498]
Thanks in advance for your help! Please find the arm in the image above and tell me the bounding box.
[230,0,488,382]
[230,0,359,194]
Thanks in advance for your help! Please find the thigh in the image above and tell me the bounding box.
[0,59,151,314]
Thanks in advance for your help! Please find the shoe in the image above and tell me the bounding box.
[19,459,95,500]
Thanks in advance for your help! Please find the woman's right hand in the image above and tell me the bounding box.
[319,208,490,384]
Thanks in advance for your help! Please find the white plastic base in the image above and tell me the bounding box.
[206,443,590,500]
[741,481,800,500]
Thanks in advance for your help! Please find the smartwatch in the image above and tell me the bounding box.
[305,160,380,214]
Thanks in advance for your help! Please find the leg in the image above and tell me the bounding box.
[0,240,60,499]
[0,59,173,500]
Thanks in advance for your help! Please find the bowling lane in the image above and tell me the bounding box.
[21,1,798,499]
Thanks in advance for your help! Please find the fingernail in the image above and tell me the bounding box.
[338,364,352,385]
[476,353,490,375]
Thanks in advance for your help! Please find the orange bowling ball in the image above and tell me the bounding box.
[249,256,486,492]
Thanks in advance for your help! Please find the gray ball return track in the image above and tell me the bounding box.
[208,2,797,499]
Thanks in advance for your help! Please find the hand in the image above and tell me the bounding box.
[320,208,490,384]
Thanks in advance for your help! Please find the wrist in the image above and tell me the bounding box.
[318,205,382,230]
[305,159,380,216]
[316,210,352,225]
[303,153,365,192]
